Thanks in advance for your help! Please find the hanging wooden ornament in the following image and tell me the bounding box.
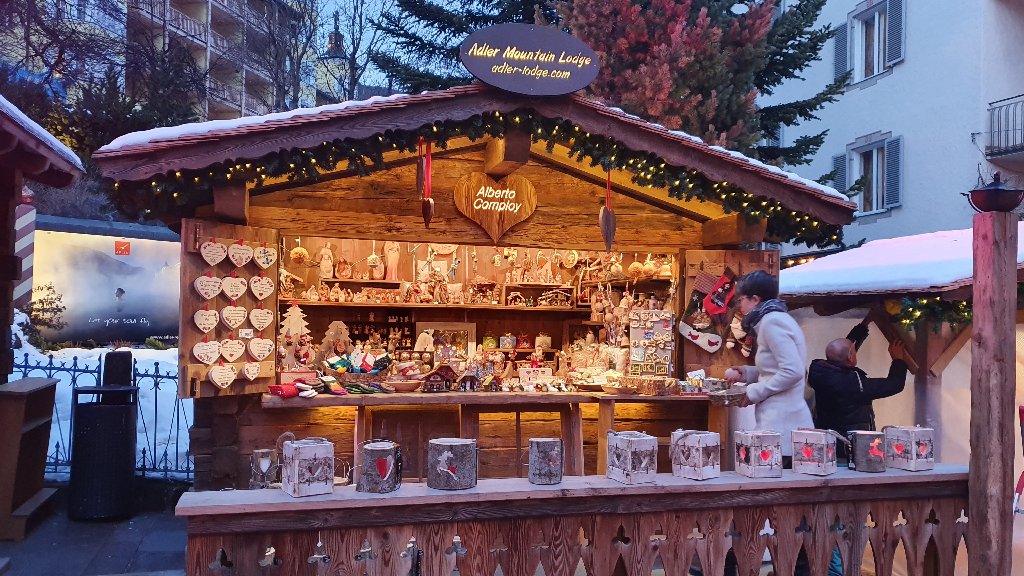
[599,170,616,252]
[418,137,434,228]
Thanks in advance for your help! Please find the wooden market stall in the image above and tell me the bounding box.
[89,81,980,575]
[94,83,855,488]
[0,96,82,542]
[781,221,1024,575]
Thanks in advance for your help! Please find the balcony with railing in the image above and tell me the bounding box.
[211,0,247,20]
[209,30,238,55]
[167,6,206,43]
[988,93,1024,169]
[127,0,166,21]
[209,78,242,108]
[243,95,271,116]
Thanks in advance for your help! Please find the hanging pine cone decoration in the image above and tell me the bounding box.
[418,138,434,228]
[600,170,616,252]
[422,196,434,228]
[599,205,616,252]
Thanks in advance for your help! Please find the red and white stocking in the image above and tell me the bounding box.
[678,321,723,353]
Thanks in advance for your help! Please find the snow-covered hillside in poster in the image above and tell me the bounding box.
[9,310,190,480]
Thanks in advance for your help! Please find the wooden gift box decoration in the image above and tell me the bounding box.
[670,430,721,480]
[884,425,935,471]
[280,436,335,497]
[735,430,782,478]
[848,431,886,473]
[792,429,849,476]
[606,431,658,485]
[427,438,478,490]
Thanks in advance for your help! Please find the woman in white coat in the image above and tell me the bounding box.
[724,270,814,464]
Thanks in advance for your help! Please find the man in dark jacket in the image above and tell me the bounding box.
[808,322,909,460]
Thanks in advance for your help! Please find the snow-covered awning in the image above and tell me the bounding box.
[0,94,83,187]
[781,222,1024,300]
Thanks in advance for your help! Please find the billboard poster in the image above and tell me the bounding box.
[32,230,179,343]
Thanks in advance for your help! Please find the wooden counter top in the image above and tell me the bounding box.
[261,391,600,408]
[177,465,968,533]
[261,391,712,408]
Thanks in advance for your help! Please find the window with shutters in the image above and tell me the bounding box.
[843,134,903,216]
[835,0,905,84]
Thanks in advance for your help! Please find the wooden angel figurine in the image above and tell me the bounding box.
[318,242,335,279]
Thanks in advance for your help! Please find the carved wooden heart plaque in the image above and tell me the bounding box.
[249,275,275,301]
[249,308,274,332]
[220,338,246,362]
[248,337,275,361]
[193,310,219,333]
[228,243,254,267]
[194,276,223,301]
[192,340,222,365]
[454,172,537,243]
[207,364,237,389]
[221,305,248,330]
[242,362,262,381]
[200,241,227,266]
[221,276,248,300]
[253,246,278,269]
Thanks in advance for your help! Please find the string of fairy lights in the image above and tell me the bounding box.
[108,109,846,248]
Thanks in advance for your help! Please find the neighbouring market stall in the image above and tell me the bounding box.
[0,95,82,541]
[90,27,979,574]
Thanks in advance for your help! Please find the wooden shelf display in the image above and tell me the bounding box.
[0,378,58,541]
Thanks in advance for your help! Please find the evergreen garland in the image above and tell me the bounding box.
[107,109,845,248]
[889,297,972,331]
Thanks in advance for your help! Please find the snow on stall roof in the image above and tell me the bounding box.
[707,145,847,201]
[0,94,83,172]
[99,92,414,152]
[780,222,1024,297]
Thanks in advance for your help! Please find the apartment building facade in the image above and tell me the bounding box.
[767,0,1024,250]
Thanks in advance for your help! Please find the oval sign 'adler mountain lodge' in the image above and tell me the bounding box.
[459,24,600,96]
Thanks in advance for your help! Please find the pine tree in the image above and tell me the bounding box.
[565,0,843,165]
[370,0,558,93]
[755,0,849,166]
[565,0,774,150]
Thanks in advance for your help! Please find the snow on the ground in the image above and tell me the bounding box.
[9,310,191,481]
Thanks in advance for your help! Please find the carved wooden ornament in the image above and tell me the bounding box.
[454,172,537,243]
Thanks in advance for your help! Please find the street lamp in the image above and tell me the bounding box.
[965,171,1024,212]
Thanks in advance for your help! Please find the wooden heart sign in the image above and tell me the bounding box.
[192,340,222,365]
[221,276,248,300]
[249,275,275,301]
[200,241,228,266]
[454,172,537,243]
[207,364,237,389]
[228,243,254,267]
[253,246,278,269]
[194,276,223,301]
[221,305,248,330]
[220,338,246,362]
[193,310,219,333]
[248,337,275,361]
[242,362,262,381]
[249,308,274,332]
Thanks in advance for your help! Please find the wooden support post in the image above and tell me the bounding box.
[0,167,20,382]
[483,130,531,178]
[700,213,768,248]
[969,211,1016,576]
[913,322,945,459]
[213,182,249,225]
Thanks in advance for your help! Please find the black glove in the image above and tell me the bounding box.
[847,323,869,349]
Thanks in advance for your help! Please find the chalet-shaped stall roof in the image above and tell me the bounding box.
[93,84,855,251]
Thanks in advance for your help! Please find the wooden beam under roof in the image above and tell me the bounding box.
[529,142,726,222]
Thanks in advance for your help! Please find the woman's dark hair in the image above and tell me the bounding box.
[735,270,779,301]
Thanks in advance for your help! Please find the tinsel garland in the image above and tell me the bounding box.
[108,109,845,247]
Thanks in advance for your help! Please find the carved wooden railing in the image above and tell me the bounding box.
[177,465,968,576]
